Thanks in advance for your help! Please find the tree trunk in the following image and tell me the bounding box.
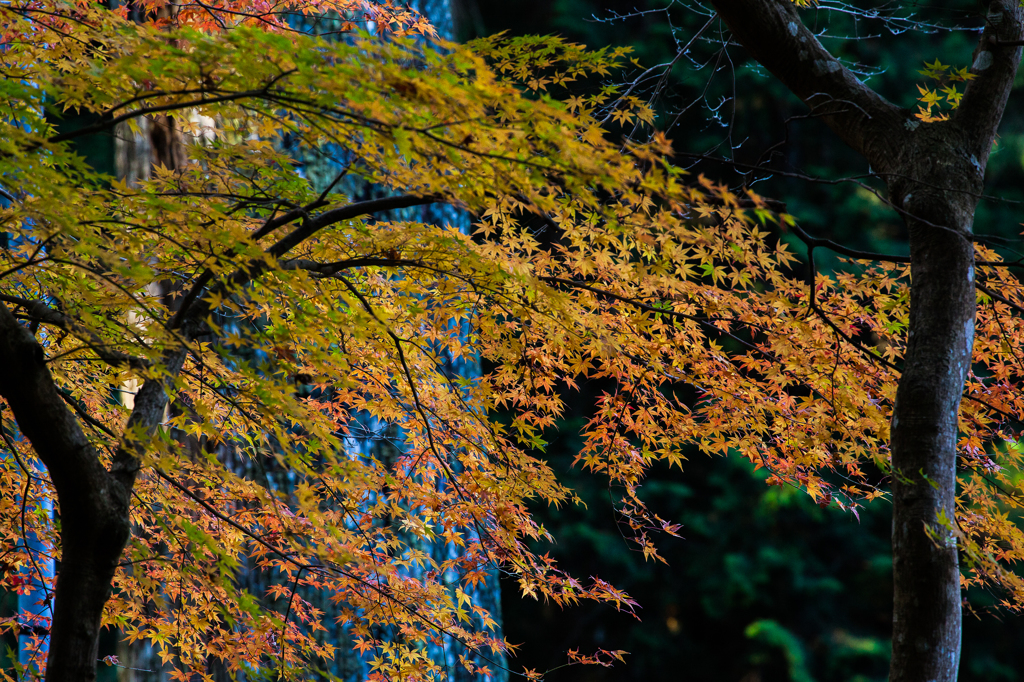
[703,1,1023,679]
[888,124,981,681]
[0,302,134,682]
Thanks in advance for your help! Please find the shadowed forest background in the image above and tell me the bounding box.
[453,2,1024,681]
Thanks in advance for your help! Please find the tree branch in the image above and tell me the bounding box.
[955,1,1024,163]
[0,301,113,498]
[789,222,910,264]
[0,294,150,369]
[267,194,440,259]
[169,194,439,330]
[280,257,426,275]
[708,0,906,170]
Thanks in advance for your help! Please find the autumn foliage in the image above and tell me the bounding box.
[2,0,1024,679]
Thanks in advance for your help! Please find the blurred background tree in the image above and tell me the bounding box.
[451,1,1024,680]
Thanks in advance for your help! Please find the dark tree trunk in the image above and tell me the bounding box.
[888,125,981,681]
[0,290,187,682]
[0,302,135,682]
[704,1,1023,679]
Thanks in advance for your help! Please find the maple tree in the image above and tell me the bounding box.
[3,1,1024,681]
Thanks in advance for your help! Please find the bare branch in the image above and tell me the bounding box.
[708,0,906,170]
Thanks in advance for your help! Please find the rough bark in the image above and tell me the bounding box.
[888,123,979,681]
[705,1,1023,680]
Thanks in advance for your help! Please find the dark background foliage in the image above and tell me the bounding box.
[455,1,1024,680]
